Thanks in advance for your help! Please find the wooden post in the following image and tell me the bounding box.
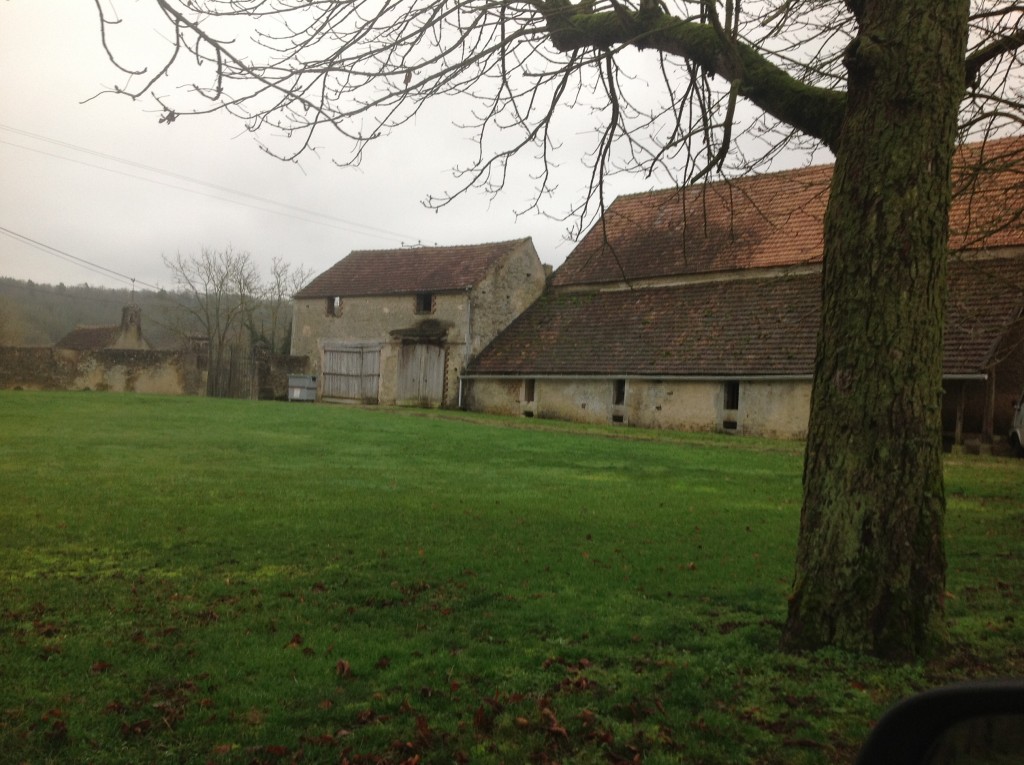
[982,368,997,453]
[953,381,965,454]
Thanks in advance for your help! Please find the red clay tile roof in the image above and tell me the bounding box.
[468,255,1024,378]
[55,325,120,351]
[295,239,533,298]
[552,165,831,287]
[553,137,1024,287]
[950,136,1024,250]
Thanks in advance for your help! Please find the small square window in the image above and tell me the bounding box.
[724,381,740,411]
[326,296,341,317]
[415,293,434,314]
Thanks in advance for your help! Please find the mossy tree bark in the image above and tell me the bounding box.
[781,0,969,658]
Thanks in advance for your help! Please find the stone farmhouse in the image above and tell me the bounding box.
[461,137,1024,449]
[290,239,546,408]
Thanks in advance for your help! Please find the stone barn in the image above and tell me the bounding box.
[290,239,547,408]
[461,138,1024,449]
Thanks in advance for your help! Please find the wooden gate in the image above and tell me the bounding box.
[321,343,381,402]
[397,343,445,406]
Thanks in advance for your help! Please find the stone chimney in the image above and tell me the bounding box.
[111,305,150,350]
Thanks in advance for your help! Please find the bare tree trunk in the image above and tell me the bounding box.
[783,0,969,658]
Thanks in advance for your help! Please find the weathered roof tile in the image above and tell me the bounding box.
[295,239,533,298]
[468,255,1024,378]
[552,165,830,287]
[55,325,120,351]
[553,136,1024,287]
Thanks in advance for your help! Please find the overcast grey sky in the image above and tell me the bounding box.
[0,2,665,292]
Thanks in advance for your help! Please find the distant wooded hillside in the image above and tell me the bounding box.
[0,279,185,349]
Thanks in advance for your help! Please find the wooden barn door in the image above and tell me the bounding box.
[397,343,445,407]
[321,343,381,403]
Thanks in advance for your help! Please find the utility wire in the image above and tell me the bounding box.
[0,224,164,292]
[0,123,424,243]
[0,137,358,234]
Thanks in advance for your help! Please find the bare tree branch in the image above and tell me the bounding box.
[94,2,1021,263]
[95,0,854,229]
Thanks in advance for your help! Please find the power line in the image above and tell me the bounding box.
[0,224,164,292]
[0,137,351,234]
[0,123,424,243]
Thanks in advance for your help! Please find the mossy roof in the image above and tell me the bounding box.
[467,255,1024,378]
[295,239,534,298]
[552,136,1024,288]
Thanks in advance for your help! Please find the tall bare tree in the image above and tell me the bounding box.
[260,257,313,355]
[164,246,261,394]
[97,0,1024,657]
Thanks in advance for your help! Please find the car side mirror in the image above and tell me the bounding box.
[854,680,1024,764]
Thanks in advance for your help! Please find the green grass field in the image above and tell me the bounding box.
[1,391,1021,764]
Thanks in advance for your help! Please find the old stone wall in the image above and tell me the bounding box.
[0,347,308,399]
[463,376,814,439]
[0,347,206,395]
[291,293,472,371]
[465,371,1024,444]
[466,241,547,359]
[460,377,524,417]
[291,293,470,407]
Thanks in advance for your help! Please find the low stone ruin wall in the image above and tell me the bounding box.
[0,347,308,399]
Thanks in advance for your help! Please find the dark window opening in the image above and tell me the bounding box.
[415,293,434,314]
[723,420,738,430]
[612,414,625,424]
[326,296,341,317]
[523,410,534,418]
[724,381,740,411]
[523,378,536,403]
[613,378,626,406]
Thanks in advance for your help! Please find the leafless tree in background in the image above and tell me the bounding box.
[97,0,1024,658]
[261,256,313,355]
[164,248,311,391]
[163,246,261,393]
